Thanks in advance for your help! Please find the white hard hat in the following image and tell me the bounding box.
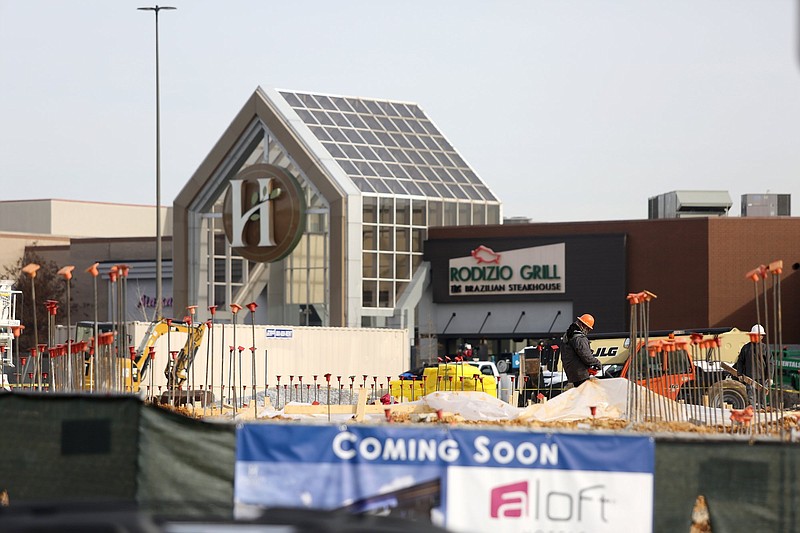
[750,324,765,335]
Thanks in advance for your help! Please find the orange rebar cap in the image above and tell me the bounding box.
[577,314,595,329]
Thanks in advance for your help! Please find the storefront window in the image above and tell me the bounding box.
[363,196,378,224]
[380,197,394,224]
[428,201,442,227]
[412,199,426,226]
[396,198,410,225]
[458,203,471,225]
[363,225,376,250]
[443,201,457,226]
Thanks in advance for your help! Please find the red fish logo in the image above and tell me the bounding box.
[471,245,501,264]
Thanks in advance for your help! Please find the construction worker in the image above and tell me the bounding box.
[734,324,773,406]
[561,314,602,388]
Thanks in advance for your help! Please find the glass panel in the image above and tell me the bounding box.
[390,148,410,164]
[412,254,422,271]
[376,131,396,146]
[363,280,377,307]
[360,130,379,145]
[213,258,226,283]
[324,143,346,159]
[412,228,426,253]
[396,103,415,118]
[281,92,303,107]
[391,134,411,149]
[379,227,393,250]
[409,105,426,119]
[379,253,394,278]
[388,164,407,178]
[395,118,412,133]
[449,183,469,200]
[395,227,410,252]
[396,254,410,279]
[463,185,484,200]
[296,108,317,124]
[428,201,442,227]
[408,136,426,150]
[407,151,425,166]
[396,198,410,225]
[363,252,377,278]
[357,145,379,161]
[352,177,374,192]
[364,115,382,130]
[403,180,423,196]
[372,161,392,177]
[379,198,393,224]
[311,110,334,126]
[365,100,383,114]
[378,116,396,131]
[332,96,352,112]
[379,281,393,307]
[297,93,318,108]
[458,203,471,225]
[405,165,423,180]
[412,200,426,226]
[386,179,408,195]
[363,196,378,223]
[409,120,427,134]
[370,178,390,194]
[363,225,376,250]
[349,98,369,113]
[422,152,439,167]
[343,145,361,160]
[317,95,337,111]
[472,204,485,225]
[395,282,409,301]
[332,113,351,127]
[326,127,347,142]
[345,129,365,144]
[487,204,500,224]
[433,182,453,197]
[443,202,457,226]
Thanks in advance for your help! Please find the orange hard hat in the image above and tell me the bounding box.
[577,314,595,329]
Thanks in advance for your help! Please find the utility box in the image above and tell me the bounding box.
[741,193,791,217]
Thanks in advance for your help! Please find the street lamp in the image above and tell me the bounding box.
[138,5,176,321]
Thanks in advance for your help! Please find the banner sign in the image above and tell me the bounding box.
[235,424,654,532]
[448,243,566,296]
[265,327,293,339]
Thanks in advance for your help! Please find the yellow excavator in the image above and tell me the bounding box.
[75,319,206,400]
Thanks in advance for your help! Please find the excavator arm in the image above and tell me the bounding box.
[131,319,205,392]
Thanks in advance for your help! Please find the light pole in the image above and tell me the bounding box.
[138,5,176,321]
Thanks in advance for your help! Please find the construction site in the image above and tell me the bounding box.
[2,12,800,527]
[1,255,799,533]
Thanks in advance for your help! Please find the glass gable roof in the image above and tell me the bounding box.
[279,90,499,202]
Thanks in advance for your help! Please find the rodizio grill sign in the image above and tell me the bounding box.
[449,243,565,296]
[223,164,306,263]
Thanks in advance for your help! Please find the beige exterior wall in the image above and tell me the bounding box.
[0,200,171,238]
[0,232,71,272]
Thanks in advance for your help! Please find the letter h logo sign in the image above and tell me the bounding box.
[229,177,278,248]
[490,481,528,518]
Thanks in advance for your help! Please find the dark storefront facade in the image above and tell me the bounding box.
[419,217,800,360]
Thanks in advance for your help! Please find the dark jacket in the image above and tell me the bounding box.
[734,341,772,384]
[561,323,602,384]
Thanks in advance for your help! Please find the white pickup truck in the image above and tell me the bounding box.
[466,360,501,380]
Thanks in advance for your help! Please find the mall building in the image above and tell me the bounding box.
[4,88,800,361]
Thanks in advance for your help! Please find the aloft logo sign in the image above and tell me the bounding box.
[223,164,306,263]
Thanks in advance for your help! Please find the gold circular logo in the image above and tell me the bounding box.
[223,164,306,263]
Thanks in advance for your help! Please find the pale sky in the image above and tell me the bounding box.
[1,1,798,221]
